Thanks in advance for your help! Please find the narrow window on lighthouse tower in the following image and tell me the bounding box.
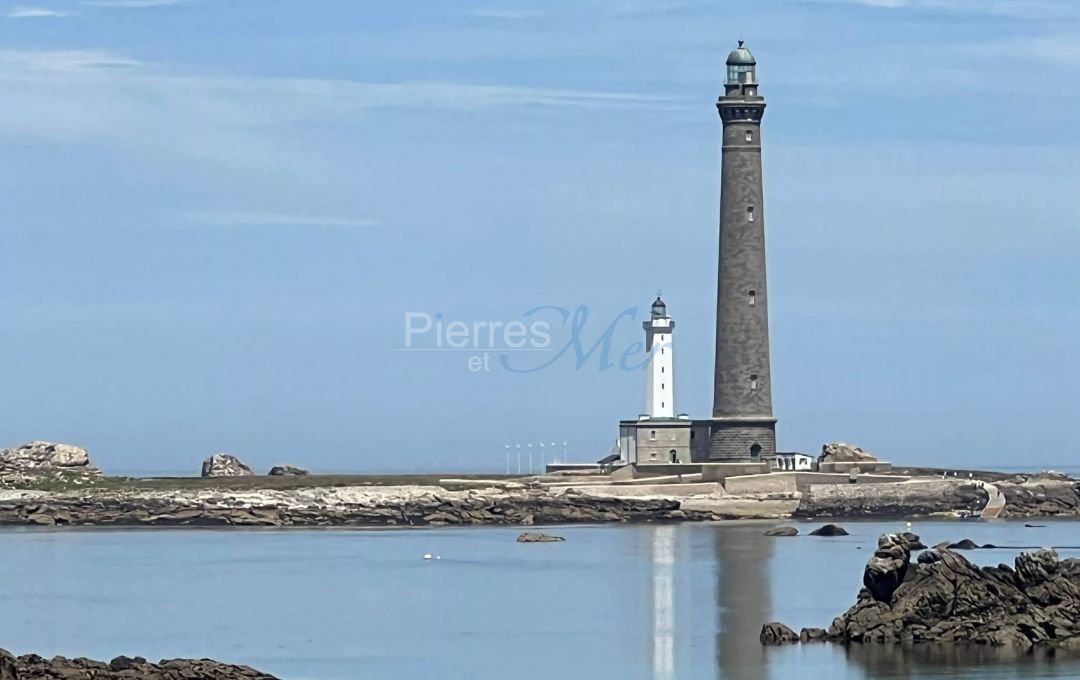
[745,129,753,143]
[748,290,757,306]
[750,374,759,391]
[747,206,755,222]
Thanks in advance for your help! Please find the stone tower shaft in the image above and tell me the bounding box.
[709,41,777,460]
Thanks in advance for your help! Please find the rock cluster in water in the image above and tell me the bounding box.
[0,442,101,487]
[0,650,279,679]
[516,532,565,543]
[809,524,849,536]
[762,532,1080,648]
[763,526,798,536]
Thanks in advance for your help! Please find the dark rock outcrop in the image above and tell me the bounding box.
[1,649,16,680]
[898,532,928,550]
[760,622,799,645]
[862,533,914,601]
[516,532,565,543]
[0,442,101,486]
[268,465,309,477]
[0,650,278,679]
[201,454,253,478]
[947,539,979,550]
[824,533,1080,647]
[809,524,849,536]
[764,526,798,536]
[800,627,827,643]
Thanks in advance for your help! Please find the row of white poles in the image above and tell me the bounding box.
[504,442,568,475]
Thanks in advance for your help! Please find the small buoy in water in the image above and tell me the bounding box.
[435,556,442,560]
[424,554,432,560]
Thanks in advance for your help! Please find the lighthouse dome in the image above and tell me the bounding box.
[651,296,667,318]
[726,41,756,66]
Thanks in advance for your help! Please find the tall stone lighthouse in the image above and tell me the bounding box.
[709,41,777,461]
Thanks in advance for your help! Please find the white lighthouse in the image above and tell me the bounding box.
[644,296,675,418]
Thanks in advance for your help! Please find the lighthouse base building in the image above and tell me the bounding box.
[615,294,770,474]
[618,296,695,465]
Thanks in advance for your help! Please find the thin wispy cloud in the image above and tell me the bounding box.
[82,0,192,7]
[0,50,683,114]
[954,34,1080,69]
[468,8,548,20]
[0,48,686,180]
[795,0,1080,19]
[0,50,140,71]
[6,6,75,18]
[613,0,702,15]
[193,211,380,229]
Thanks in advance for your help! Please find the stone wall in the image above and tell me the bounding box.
[818,461,894,474]
[700,462,772,481]
[725,472,908,495]
[724,473,798,495]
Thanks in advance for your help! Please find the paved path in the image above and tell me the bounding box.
[980,481,1006,519]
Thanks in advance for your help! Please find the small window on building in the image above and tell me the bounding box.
[661,348,665,355]
[661,383,665,390]
[745,129,753,143]
[748,290,757,306]
[661,401,665,408]
[747,206,755,222]
[750,374,759,390]
[661,366,665,373]
[650,430,657,439]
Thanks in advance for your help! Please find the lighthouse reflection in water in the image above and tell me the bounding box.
[648,524,772,680]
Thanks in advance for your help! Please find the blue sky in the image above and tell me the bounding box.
[1,0,1078,474]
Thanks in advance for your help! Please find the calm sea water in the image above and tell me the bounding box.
[1,520,1079,680]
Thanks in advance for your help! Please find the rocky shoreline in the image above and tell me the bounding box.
[1,650,278,679]
[0,484,689,527]
[2,441,1078,527]
[0,475,1076,528]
